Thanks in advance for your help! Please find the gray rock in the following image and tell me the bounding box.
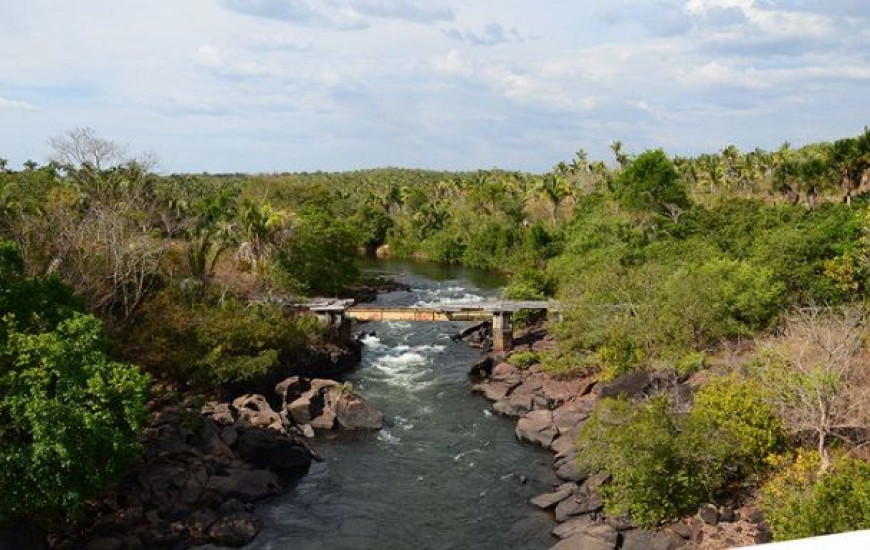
[481,381,513,401]
[550,526,617,550]
[596,371,662,399]
[697,503,719,525]
[623,529,685,550]
[719,506,736,523]
[516,410,557,448]
[552,515,595,539]
[205,469,281,502]
[667,520,692,540]
[554,488,603,522]
[493,398,526,417]
[207,514,262,547]
[530,487,573,509]
[554,455,588,483]
[336,394,383,429]
[235,426,313,480]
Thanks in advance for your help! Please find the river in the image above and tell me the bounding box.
[247,260,558,550]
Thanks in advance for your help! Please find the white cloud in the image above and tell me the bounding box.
[0,96,38,111]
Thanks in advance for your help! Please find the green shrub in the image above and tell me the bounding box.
[688,374,786,475]
[577,396,725,527]
[508,350,539,369]
[124,288,321,388]
[675,351,705,378]
[272,207,359,296]
[761,451,870,540]
[538,350,587,378]
[654,259,785,351]
[0,313,149,523]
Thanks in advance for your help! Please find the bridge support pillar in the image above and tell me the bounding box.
[314,310,352,343]
[492,311,513,352]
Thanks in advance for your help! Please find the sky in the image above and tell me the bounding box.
[0,0,868,173]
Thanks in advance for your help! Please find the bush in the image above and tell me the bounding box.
[0,313,149,523]
[654,259,785,351]
[123,288,321,388]
[539,350,587,378]
[272,208,359,296]
[508,350,539,369]
[675,351,705,378]
[577,396,725,527]
[761,451,870,540]
[688,374,786,475]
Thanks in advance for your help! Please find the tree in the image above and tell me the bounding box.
[755,306,870,473]
[273,208,358,296]
[48,127,127,171]
[613,149,689,214]
[0,243,149,522]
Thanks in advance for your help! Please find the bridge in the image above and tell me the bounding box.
[298,298,561,352]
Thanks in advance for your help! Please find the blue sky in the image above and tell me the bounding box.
[0,0,868,173]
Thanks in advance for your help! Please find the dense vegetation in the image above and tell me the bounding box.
[2,126,870,536]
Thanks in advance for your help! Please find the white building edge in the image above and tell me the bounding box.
[733,530,870,549]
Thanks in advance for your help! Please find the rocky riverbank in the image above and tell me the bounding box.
[45,341,383,550]
[468,323,771,550]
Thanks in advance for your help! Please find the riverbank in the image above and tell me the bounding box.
[470,322,772,550]
[43,337,375,550]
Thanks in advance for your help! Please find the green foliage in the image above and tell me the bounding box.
[761,451,870,540]
[538,350,587,378]
[675,351,705,378]
[508,350,539,369]
[614,150,689,214]
[273,208,360,296]
[577,396,724,527]
[0,241,83,336]
[688,374,786,474]
[0,313,149,523]
[125,288,321,388]
[579,377,784,528]
[350,204,393,252]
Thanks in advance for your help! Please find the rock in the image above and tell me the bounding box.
[620,529,655,550]
[603,515,633,531]
[551,525,617,550]
[287,380,340,428]
[335,393,383,429]
[275,376,310,405]
[85,537,123,550]
[493,398,526,417]
[667,520,692,540]
[554,488,603,522]
[469,356,493,378]
[741,506,764,523]
[480,381,513,402]
[697,503,719,525]
[554,455,588,483]
[754,524,773,544]
[491,362,521,382]
[719,506,736,523]
[623,529,685,550]
[205,469,281,502]
[553,409,589,434]
[300,424,315,438]
[516,410,557,448]
[207,514,262,547]
[232,394,282,429]
[552,515,595,539]
[220,425,239,448]
[530,487,573,509]
[596,371,664,399]
[235,426,313,480]
[550,434,576,457]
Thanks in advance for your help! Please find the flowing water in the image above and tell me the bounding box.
[248,261,557,550]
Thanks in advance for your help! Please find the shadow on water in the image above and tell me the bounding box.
[243,261,556,550]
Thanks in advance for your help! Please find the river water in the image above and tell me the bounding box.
[248,261,557,550]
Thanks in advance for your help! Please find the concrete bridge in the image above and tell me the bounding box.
[300,299,561,352]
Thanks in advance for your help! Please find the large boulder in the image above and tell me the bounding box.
[205,468,281,503]
[335,393,383,430]
[596,371,669,400]
[235,425,313,480]
[516,410,557,448]
[530,486,574,510]
[286,379,340,428]
[232,394,281,429]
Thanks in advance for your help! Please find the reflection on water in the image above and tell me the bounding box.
[245,262,556,550]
